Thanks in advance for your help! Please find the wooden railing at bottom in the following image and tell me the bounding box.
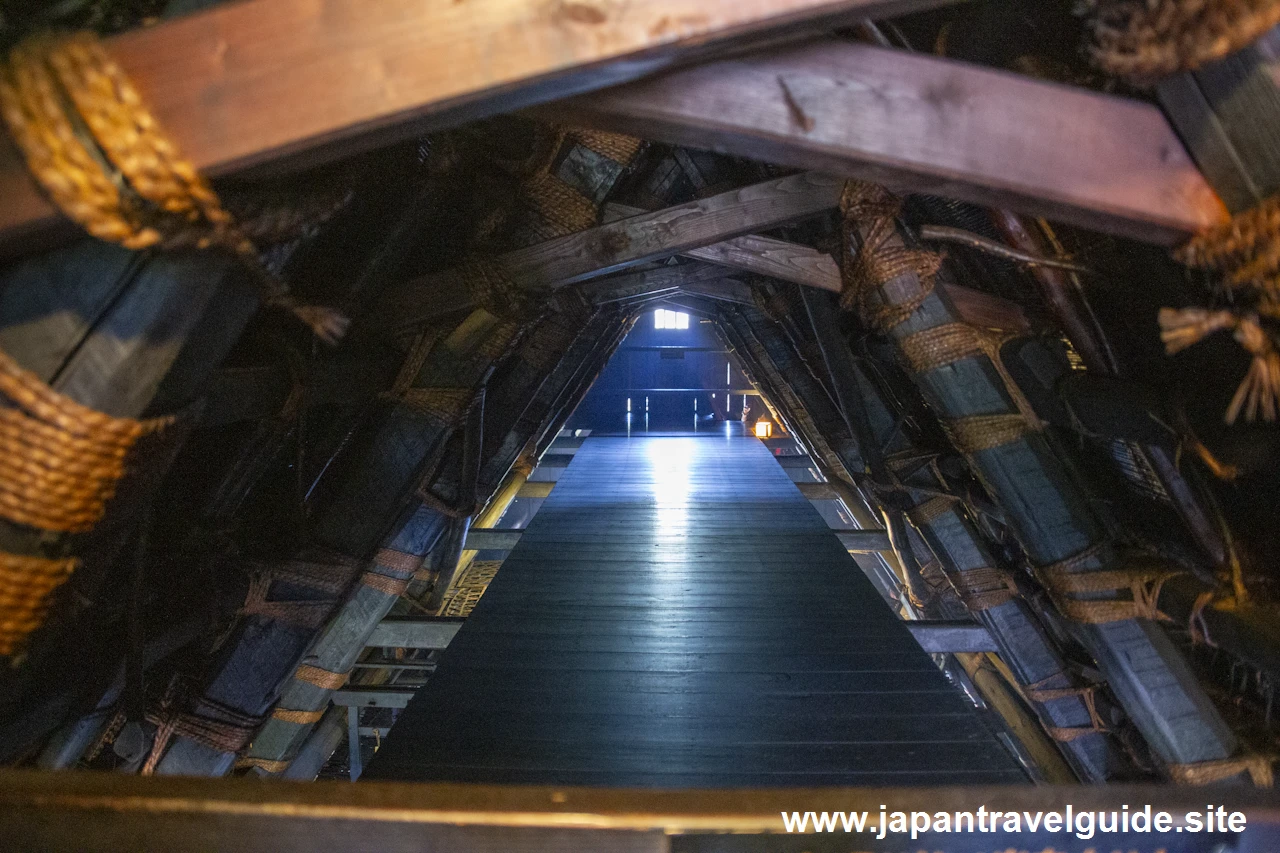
[0,769,1275,852]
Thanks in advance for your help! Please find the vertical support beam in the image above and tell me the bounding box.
[346,706,362,781]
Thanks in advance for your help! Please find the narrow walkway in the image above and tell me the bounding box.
[366,434,1023,786]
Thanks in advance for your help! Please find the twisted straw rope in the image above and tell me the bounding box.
[0,33,252,256]
[0,552,78,657]
[0,32,347,343]
[838,181,941,331]
[1033,543,1182,625]
[1088,0,1280,82]
[0,347,172,533]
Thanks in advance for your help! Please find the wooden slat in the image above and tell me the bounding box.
[905,621,997,654]
[332,688,418,709]
[464,528,525,550]
[0,0,962,255]
[541,40,1228,245]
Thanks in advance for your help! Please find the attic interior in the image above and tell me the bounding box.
[2,0,1280,850]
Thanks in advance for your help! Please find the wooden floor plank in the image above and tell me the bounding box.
[366,433,1021,786]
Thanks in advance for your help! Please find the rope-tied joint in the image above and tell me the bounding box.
[239,556,361,630]
[838,181,942,331]
[899,321,1046,452]
[1024,675,1110,742]
[0,346,177,659]
[142,676,264,774]
[947,566,1019,612]
[1033,543,1183,625]
[0,32,347,343]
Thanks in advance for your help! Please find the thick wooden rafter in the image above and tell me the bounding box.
[605,201,840,291]
[0,0,962,253]
[382,172,841,333]
[541,40,1229,244]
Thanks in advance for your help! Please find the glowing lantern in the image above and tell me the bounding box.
[754,421,772,439]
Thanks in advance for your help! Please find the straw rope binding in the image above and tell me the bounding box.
[1024,676,1110,742]
[943,566,1019,612]
[0,552,78,658]
[1086,0,1280,83]
[1033,543,1182,625]
[838,180,941,331]
[0,344,175,658]
[142,676,264,773]
[360,571,410,597]
[0,32,347,343]
[294,663,349,690]
[271,707,326,725]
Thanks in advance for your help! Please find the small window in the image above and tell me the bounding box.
[655,309,689,330]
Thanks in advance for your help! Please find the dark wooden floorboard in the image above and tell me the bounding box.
[365,434,1022,786]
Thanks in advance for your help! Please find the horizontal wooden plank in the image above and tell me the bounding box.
[905,621,998,654]
[396,173,842,310]
[540,40,1228,245]
[464,528,524,550]
[366,617,465,650]
[333,688,417,709]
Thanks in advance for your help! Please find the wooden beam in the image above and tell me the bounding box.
[540,41,1228,245]
[605,201,1037,330]
[331,688,417,710]
[380,168,838,334]
[422,172,841,295]
[854,189,1239,768]
[584,263,728,307]
[606,201,840,291]
[0,1,960,255]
